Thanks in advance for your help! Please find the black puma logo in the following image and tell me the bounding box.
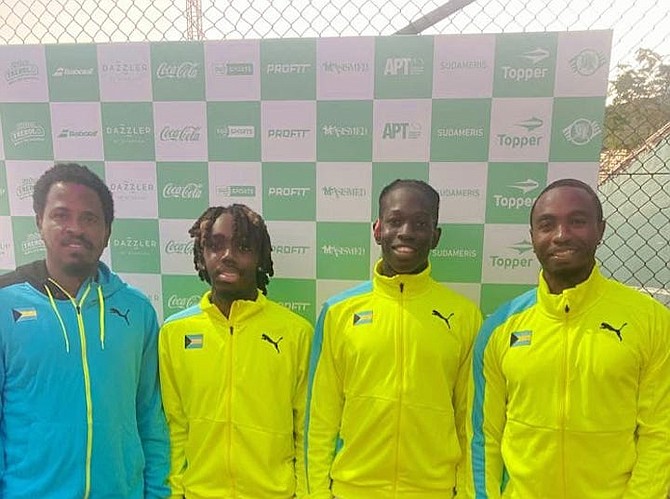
[600,322,627,342]
[261,333,283,353]
[110,307,130,326]
[432,310,454,329]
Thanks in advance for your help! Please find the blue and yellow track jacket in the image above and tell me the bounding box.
[307,261,482,499]
[159,291,313,499]
[0,260,170,498]
[469,266,670,499]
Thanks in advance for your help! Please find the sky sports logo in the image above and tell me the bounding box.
[216,125,255,138]
[213,62,254,76]
[217,185,256,197]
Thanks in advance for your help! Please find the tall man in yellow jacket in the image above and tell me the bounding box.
[307,179,483,498]
[159,204,313,498]
[469,178,670,498]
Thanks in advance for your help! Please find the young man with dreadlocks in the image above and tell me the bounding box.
[158,204,313,499]
[306,179,482,498]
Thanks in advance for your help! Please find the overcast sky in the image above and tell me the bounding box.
[1,0,668,72]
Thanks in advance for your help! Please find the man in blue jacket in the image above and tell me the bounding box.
[0,163,170,498]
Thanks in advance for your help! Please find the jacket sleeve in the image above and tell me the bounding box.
[137,308,171,499]
[158,322,188,499]
[293,321,314,499]
[306,304,343,499]
[455,307,482,497]
[468,317,507,499]
[623,304,670,498]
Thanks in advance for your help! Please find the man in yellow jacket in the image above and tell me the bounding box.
[307,179,482,498]
[469,178,670,498]
[159,204,313,498]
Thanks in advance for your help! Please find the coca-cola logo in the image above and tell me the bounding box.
[162,182,203,199]
[156,62,200,79]
[167,294,200,309]
[165,240,194,254]
[159,125,201,142]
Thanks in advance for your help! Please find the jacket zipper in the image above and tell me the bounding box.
[393,282,405,497]
[228,324,236,496]
[559,304,570,497]
[76,293,94,499]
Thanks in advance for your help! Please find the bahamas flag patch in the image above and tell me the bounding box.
[353,310,373,326]
[12,308,37,322]
[184,334,204,349]
[510,330,532,347]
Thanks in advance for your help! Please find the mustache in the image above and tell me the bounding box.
[63,237,93,249]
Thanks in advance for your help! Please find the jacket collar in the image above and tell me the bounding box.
[201,289,267,322]
[537,264,606,318]
[372,259,433,299]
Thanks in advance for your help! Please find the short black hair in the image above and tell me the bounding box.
[530,178,603,226]
[33,163,114,227]
[378,179,440,225]
[189,204,274,295]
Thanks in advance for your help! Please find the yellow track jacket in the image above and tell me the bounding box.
[469,266,670,499]
[159,291,313,499]
[307,261,482,498]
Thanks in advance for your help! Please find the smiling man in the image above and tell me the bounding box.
[306,179,482,498]
[0,163,169,498]
[469,178,670,498]
[158,204,313,498]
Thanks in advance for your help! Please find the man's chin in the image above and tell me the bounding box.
[62,260,97,277]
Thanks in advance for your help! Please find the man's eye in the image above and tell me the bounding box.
[238,244,251,253]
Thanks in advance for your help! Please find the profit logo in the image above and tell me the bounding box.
[268,187,311,197]
[266,63,311,74]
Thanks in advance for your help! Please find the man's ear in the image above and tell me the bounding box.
[431,226,442,249]
[372,219,381,244]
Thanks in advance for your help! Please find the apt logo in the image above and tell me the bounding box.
[382,122,422,140]
[383,57,425,76]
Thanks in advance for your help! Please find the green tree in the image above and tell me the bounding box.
[604,49,670,150]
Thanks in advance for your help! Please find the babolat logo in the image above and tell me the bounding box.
[490,242,536,270]
[321,186,367,199]
[57,128,98,139]
[267,187,310,197]
[382,122,422,140]
[165,240,194,254]
[321,245,366,257]
[163,182,203,199]
[16,178,37,200]
[156,62,200,79]
[216,125,255,138]
[112,237,157,255]
[562,119,601,146]
[105,124,152,145]
[279,301,310,313]
[570,49,606,76]
[432,248,478,258]
[213,62,254,76]
[497,117,544,149]
[159,125,201,142]
[383,57,425,76]
[167,294,200,309]
[502,48,551,81]
[10,122,46,146]
[321,61,370,73]
[266,63,311,74]
[440,59,487,71]
[437,127,484,138]
[321,125,369,137]
[267,129,310,139]
[101,61,148,82]
[438,187,481,199]
[493,179,540,209]
[5,60,39,84]
[217,185,256,197]
[273,245,310,255]
[21,232,45,255]
[52,67,94,77]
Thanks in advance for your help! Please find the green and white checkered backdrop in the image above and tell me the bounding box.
[0,31,612,321]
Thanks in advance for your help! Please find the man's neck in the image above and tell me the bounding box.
[211,289,258,318]
[46,263,96,297]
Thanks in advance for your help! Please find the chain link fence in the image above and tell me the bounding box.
[1,0,668,303]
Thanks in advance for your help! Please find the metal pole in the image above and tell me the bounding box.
[395,0,479,35]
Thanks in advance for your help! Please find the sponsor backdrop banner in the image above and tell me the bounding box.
[0,31,612,321]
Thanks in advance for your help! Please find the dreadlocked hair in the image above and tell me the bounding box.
[189,204,274,295]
